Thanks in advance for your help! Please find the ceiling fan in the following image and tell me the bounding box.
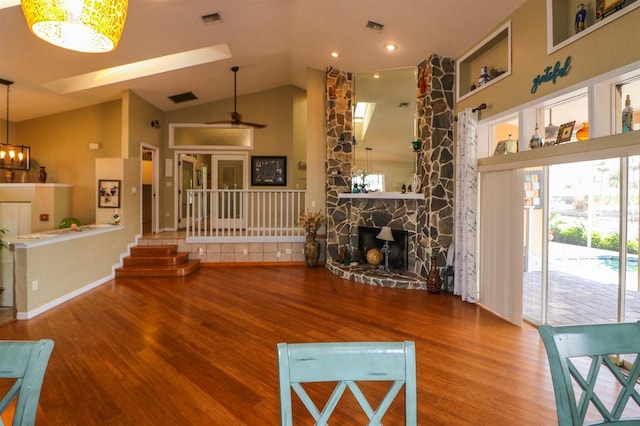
[206,66,267,128]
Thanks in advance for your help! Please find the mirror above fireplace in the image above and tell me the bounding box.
[354,67,417,192]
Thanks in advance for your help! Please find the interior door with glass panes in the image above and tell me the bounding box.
[211,153,248,231]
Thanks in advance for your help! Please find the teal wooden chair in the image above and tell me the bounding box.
[539,323,640,425]
[0,339,54,426]
[277,341,417,425]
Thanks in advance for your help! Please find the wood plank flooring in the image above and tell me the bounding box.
[0,266,559,425]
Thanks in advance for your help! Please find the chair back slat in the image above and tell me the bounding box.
[539,323,640,425]
[277,341,417,425]
[0,339,54,426]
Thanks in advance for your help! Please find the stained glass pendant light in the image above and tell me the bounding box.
[21,0,128,53]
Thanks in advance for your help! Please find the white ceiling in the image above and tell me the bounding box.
[0,0,527,123]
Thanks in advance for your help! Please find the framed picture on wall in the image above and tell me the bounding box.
[251,156,286,186]
[98,179,121,208]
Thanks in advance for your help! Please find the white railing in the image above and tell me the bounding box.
[185,189,307,242]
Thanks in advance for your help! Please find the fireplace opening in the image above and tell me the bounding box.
[358,226,409,270]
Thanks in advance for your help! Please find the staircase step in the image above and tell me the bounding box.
[124,252,190,266]
[130,245,178,257]
[116,259,201,278]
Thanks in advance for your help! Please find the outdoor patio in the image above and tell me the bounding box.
[523,242,640,325]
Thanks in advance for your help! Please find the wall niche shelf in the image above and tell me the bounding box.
[547,0,640,53]
[456,21,511,102]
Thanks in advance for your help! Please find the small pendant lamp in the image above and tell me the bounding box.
[21,0,128,53]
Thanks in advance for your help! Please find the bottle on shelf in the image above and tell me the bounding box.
[505,134,517,154]
[529,125,543,149]
[623,95,634,133]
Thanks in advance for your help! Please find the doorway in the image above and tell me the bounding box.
[212,152,248,229]
[178,154,196,230]
[141,145,159,235]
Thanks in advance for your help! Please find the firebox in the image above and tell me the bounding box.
[358,226,409,270]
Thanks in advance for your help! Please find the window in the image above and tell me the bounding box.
[353,174,384,192]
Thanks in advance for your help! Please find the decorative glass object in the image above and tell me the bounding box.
[530,125,543,149]
[623,95,634,133]
[38,166,47,183]
[505,134,517,154]
[576,122,589,141]
[426,253,442,294]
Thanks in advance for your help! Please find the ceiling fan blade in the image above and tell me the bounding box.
[204,119,236,125]
[238,121,267,128]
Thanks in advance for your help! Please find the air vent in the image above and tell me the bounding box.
[398,102,410,108]
[168,92,198,104]
[201,13,222,24]
[366,20,384,31]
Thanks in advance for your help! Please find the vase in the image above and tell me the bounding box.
[4,169,14,183]
[576,122,589,141]
[304,232,320,267]
[38,166,47,183]
[426,256,442,293]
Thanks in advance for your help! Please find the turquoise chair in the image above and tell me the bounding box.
[539,323,640,425]
[0,339,54,426]
[277,341,417,425]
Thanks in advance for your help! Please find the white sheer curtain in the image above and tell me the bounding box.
[454,109,478,303]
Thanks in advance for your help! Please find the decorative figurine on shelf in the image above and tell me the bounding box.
[575,3,587,33]
[529,124,543,149]
[112,209,120,225]
[623,94,634,133]
[478,66,491,86]
[505,134,517,154]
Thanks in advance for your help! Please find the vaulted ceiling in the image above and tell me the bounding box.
[0,0,527,122]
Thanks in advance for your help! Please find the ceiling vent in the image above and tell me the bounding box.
[366,20,384,31]
[168,92,198,104]
[201,13,222,24]
[398,102,410,108]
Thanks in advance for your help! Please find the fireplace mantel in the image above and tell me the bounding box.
[338,192,424,200]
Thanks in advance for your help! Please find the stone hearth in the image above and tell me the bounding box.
[326,261,426,290]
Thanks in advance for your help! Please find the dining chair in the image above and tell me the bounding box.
[277,340,416,425]
[539,322,640,425]
[0,339,55,426]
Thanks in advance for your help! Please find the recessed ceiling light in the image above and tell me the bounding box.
[373,73,380,79]
[330,51,340,58]
[384,43,397,52]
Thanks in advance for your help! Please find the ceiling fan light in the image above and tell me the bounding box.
[21,0,128,53]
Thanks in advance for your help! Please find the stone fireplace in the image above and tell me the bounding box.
[324,55,454,289]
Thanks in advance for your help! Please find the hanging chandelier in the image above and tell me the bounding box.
[21,0,129,53]
[0,79,30,171]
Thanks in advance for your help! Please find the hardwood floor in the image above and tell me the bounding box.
[0,266,559,425]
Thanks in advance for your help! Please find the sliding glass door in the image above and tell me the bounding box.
[523,157,640,326]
